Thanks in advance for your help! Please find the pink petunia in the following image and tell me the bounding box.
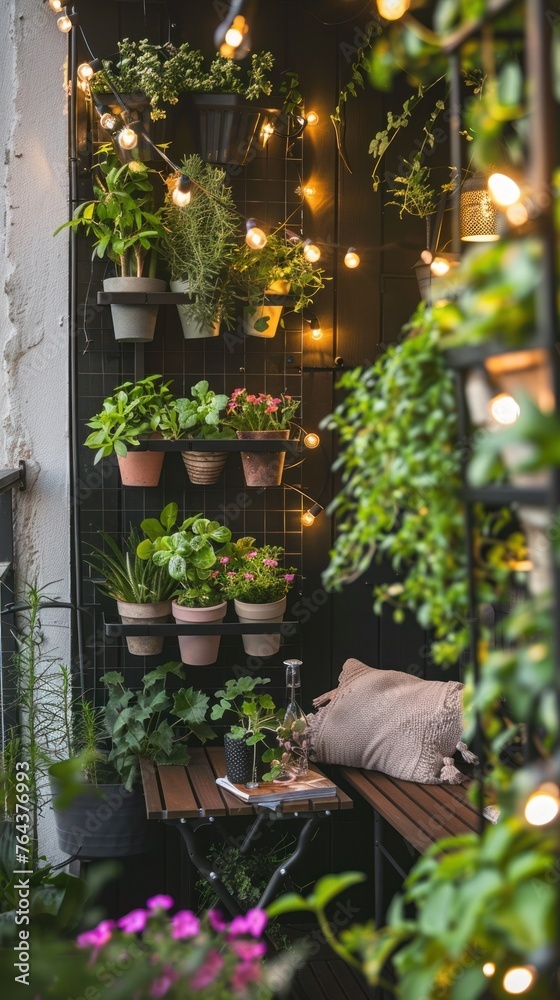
[246,551,258,559]
[228,571,236,576]
[76,920,115,950]
[284,395,292,401]
[118,909,149,934]
[228,908,268,939]
[146,894,174,912]
[265,404,278,414]
[212,571,219,578]
[244,573,255,580]
[231,960,263,994]
[246,394,257,403]
[150,971,176,997]
[190,949,224,989]
[220,556,230,564]
[263,559,278,567]
[208,909,228,933]
[171,910,200,940]
[284,573,295,582]
[232,940,267,960]
[272,397,282,405]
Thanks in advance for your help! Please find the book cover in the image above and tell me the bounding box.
[215,770,337,804]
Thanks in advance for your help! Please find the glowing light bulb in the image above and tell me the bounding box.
[303,185,316,198]
[377,0,411,19]
[100,112,119,133]
[303,241,321,263]
[503,967,535,994]
[245,220,267,249]
[524,783,560,826]
[306,111,319,127]
[118,127,138,150]
[488,172,521,207]
[482,963,496,978]
[344,248,360,269]
[304,433,320,449]
[225,16,246,48]
[172,175,192,207]
[430,256,450,277]
[420,249,433,264]
[490,393,520,426]
[49,0,63,11]
[78,63,94,83]
[311,326,322,341]
[302,510,316,527]
[57,14,73,32]
[506,202,529,227]
[261,122,275,145]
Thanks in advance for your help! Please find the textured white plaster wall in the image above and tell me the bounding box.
[0,0,71,863]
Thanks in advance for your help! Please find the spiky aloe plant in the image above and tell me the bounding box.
[87,526,178,604]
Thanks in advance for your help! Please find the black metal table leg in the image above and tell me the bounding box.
[257,813,321,910]
[166,818,243,917]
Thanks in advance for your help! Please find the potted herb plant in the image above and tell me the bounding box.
[161,156,240,339]
[137,513,232,665]
[221,545,296,657]
[224,389,300,486]
[86,506,179,656]
[55,147,166,342]
[91,39,279,166]
[232,233,325,338]
[160,380,235,484]
[84,375,174,487]
[211,676,280,785]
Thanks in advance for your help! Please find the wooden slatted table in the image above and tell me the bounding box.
[140,747,352,916]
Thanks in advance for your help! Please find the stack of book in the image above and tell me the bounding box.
[216,770,337,804]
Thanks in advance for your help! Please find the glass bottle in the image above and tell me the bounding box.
[276,659,309,780]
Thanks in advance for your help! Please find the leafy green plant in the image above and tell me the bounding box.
[86,523,178,606]
[55,147,165,277]
[102,663,215,791]
[231,232,325,315]
[160,380,235,442]
[224,388,300,431]
[211,676,281,781]
[91,38,275,119]
[84,375,174,462]
[137,512,232,608]
[220,545,297,604]
[321,306,525,665]
[161,155,241,329]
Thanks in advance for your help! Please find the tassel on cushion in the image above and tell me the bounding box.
[456,740,479,764]
[312,689,336,708]
[440,757,467,784]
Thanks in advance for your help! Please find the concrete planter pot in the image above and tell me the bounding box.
[116,600,171,656]
[181,449,228,485]
[103,277,167,343]
[170,279,221,339]
[243,280,290,339]
[117,441,165,488]
[234,596,286,657]
[50,779,158,859]
[172,600,227,665]
[223,733,254,784]
[237,429,290,487]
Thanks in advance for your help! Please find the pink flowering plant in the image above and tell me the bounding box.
[225,389,300,431]
[219,545,297,604]
[72,896,286,998]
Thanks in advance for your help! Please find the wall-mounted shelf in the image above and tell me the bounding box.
[132,439,299,452]
[466,484,549,507]
[104,618,300,637]
[97,291,195,305]
[444,335,547,371]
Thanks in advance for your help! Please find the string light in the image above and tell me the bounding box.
[503,966,535,994]
[49,0,64,11]
[488,172,521,207]
[376,0,411,19]
[225,16,247,48]
[420,249,433,264]
[344,248,360,268]
[302,185,316,197]
[99,111,120,133]
[306,111,319,126]
[214,1,251,60]
[430,257,451,277]
[118,126,139,150]
[301,503,323,527]
[77,62,95,83]
[303,240,321,263]
[304,433,320,449]
[490,393,521,425]
[172,174,192,208]
[261,122,275,145]
[507,202,529,227]
[245,219,267,249]
[57,12,78,32]
[524,782,560,826]
[482,963,496,978]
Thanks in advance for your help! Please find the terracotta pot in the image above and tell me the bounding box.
[116,600,171,656]
[243,280,291,339]
[237,429,290,487]
[223,734,254,784]
[117,436,164,488]
[234,596,287,657]
[181,449,228,485]
[170,279,221,339]
[103,277,167,343]
[172,600,227,665]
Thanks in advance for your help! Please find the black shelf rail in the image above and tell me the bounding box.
[130,439,300,452]
[104,618,300,638]
[97,291,298,307]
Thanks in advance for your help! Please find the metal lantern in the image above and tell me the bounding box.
[460,175,499,242]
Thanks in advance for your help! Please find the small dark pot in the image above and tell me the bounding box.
[192,94,280,166]
[51,780,158,859]
[237,429,290,487]
[224,734,254,785]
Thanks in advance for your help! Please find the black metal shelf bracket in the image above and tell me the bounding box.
[104,618,300,638]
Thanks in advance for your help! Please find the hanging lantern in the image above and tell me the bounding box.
[460,175,499,242]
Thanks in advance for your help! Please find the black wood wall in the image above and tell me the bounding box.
[74,0,452,921]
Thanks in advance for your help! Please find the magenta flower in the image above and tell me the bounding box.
[265,404,278,414]
[212,570,219,578]
[228,571,236,577]
[246,394,257,403]
[146,894,174,912]
[231,960,262,994]
[190,949,224,989]
[232,940,267,960]
[246,551,258,559]
[220,556,230,564]
[284,573,295,582]
[263,559,278,567]
[244,573,255,580]
[208,909,228,932]
[118,909,149,934]
[76,920,115,949]
[150,971,176,997]
[228,908,268,938]
[171,910,200,939]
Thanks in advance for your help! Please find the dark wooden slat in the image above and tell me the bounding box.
[187,747,227,817]
[140,758,165,819]
[416,782,480,833]
[383,778,473,838]
[296,964,328,1000]
[157,765,200,819]
[330,960,376,999]
[364,774,443,843]
[341,768,434,853]
[312,961,351,1000]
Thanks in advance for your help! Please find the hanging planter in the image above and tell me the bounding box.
[103,277,167,343]
[116,600,171,656]
[50,779,158,859]
[237,429,290,487]
[192,95,280,167]
[170,279,221,339]
[223,733,254,784]
[172,600,227,666]
[243,280,291,339]
[181,448,229,485]
[234,596,287,657]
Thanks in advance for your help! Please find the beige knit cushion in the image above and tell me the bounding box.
[307,659,470,784]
